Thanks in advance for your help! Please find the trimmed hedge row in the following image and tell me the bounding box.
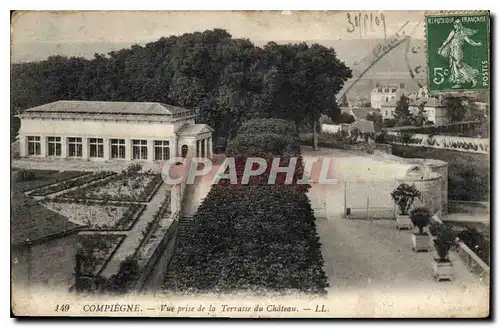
[171,185,327,293]
[168,118,327,294]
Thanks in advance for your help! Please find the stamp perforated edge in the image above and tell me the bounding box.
[424,10,490,95]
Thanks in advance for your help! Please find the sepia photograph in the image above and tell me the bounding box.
[9,9,491,318]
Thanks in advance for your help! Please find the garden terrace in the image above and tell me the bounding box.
[77,233,125,277]
[41,198,145,231]
[29,171,116,196]
[13,169,91,193]
[63,173,163,202]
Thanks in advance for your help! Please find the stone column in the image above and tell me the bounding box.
[103,137,110,160]
[208,137,212,158]
[81,137,88,160]
[61,136,67,159]
[40,136,47,157]
[126,139,133,161]
[171,136,178,159]
[18,136,26,157]
[147,139,154,162]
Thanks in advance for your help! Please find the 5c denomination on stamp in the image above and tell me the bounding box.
[425,12,490,93]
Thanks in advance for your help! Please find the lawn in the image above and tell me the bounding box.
[13,169,90,192]
[29,171,116,196]
[78,234,125,276]
[391,145,489,202]
[64,173,163,202]
[42,199,145,231]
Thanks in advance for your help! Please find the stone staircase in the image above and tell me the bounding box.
[162,215,195,291]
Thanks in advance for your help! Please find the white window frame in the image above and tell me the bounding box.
[89,138,104,158]
[68,137,83,158]
[47,136,62,157]
[110,139,126,159]
[154,140,170,161]
[27,136,41,156]
[132,139,148,160]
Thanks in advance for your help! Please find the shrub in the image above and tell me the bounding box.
[391,183,421,215]
[410,207,431,235]
[434,226,455,262]
[104,257,140,294]
[170,184,327,294]
[226,132,299,158]
[238,118,298,140]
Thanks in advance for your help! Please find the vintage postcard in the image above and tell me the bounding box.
[10,10,490,318]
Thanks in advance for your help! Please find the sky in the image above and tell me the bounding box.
[11,11,427,63]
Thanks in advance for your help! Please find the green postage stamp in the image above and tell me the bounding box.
[425,12,490,93]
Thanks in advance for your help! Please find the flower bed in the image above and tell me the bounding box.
[14,170,90,192]
[29,171,116,196]
[42,198,145,231]
[64,174,163,202]
[78,234,125,277]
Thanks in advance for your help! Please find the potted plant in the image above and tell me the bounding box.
[433,226,455,281]
[391,183,421,230]
[410,207,431,252]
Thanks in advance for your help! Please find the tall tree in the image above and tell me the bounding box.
[394,94,412,126]
[444,96,468,122]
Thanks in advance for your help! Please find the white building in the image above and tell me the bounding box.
[17,100,214,161]
[370,83,405,110]
[408,86,449,126]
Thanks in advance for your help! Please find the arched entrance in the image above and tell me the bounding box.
[181,145,189,158]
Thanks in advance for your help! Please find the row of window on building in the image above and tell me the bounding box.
[26,136,183,161]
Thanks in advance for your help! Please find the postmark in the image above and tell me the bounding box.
[425,12,490,93]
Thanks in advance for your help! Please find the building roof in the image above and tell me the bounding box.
[410,97,442,108]
[350,119,376,134]
[177,123,215,136]
[350,107,378,120]
[380,99,398,107]
[11,190,84,246]
[24,100,193,116]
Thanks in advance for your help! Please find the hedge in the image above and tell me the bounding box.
[170,184,327,294]
[238,118,299,140]
[167,118,327,294]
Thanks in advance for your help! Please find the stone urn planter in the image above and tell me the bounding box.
[391,183,421,230]
[432,225,455,281]
[410,207,431,252]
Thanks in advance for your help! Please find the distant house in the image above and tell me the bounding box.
[380,99,398,120]
[408,86,449,126]
[17,100,214,161]
[371,83,405,110]
[350,119,376,134]
[11,189,84,291]
[340,107,379,121]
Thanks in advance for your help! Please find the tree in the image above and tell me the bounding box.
[394,94,412,126]
[366,112,383,130]
[339,94,349,107]
[411,102,429,127]
[444,95,468,122]
[258,42,352,150]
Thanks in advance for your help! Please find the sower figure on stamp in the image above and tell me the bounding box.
[437,19,482,88]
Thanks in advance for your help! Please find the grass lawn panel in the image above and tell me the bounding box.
[30,171,116,196]
[14,170,90,192]
[78,234,125,276]
[42,200,145,231]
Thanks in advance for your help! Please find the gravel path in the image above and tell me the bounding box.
[316,217,489,316]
